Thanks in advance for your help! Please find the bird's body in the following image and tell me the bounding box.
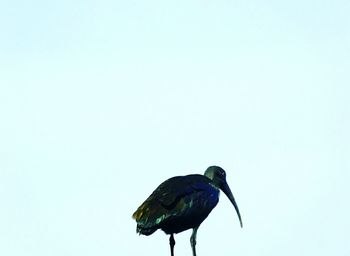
[133,174,220,235]
[132,166,242,256]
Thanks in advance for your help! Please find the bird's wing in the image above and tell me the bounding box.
[132,175,216,231]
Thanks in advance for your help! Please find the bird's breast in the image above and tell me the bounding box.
[160,183,220,234]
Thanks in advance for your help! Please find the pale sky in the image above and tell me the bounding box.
[0,1,349,256]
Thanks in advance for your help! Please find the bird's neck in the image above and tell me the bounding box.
[209,181,220,191]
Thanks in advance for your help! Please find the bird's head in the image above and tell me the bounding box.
[204,166,243,228]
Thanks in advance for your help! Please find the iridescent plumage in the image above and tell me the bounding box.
[132,166,242,256]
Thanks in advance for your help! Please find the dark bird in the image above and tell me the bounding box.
[132,166,243,256]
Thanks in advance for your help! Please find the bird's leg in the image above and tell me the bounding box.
[169,234,175,256]
[190,227,198,256]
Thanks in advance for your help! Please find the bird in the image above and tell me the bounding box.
[132,165,243,256]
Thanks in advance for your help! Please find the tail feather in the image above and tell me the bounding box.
[132,200,165,235]
[136,224,158,236]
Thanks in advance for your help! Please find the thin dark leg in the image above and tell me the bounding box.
[169,234,175,256]
[190,227,198,256]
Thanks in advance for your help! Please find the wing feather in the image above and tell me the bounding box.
[132,175,216,235]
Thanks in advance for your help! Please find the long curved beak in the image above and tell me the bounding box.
[221,182,243,228]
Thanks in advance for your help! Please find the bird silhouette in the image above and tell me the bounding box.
[132,166,243,256]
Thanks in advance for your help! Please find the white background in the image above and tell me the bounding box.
[1,1,349,255]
